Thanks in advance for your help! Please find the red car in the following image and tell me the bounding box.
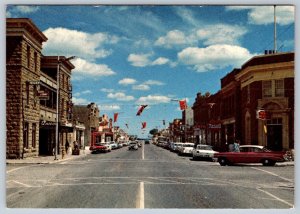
[214,145,287,166]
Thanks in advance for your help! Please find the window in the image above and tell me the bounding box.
[26,82,30,105]
[275,79,284,97]
[262,81,272,97]
[27,45,30,68]
[32,123,36,148]
[34,52,38,72]
[23,122,29,149]
[61,98,65,118]
[33,85,38,108]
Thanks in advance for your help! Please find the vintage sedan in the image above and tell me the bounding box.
[128,141,138,150]
[192,144,218,161]
[178,143,195,156]
[214,145,287,166]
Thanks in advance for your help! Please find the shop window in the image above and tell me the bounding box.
[23,122,29,149]
[32,123,36,148]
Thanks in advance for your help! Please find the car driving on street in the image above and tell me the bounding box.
[192,144,218,161]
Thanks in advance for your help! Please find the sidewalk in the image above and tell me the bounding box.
[6,147,91,165]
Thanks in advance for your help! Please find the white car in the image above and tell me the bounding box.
[178,143,195,156]
[109,141,118,150]
[192,144,218,161]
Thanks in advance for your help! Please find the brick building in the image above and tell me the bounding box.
[6,18,47,158]
[192,52,294,151]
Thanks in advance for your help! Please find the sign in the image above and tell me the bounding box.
[257,109,270,120]
[38,90,49,100]
[40,120,56,126]
[208,123,221,130]
[28,81,40,85]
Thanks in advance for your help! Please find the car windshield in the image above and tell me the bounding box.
[183,144,194,147]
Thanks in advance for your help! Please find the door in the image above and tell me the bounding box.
[267,124,282,151]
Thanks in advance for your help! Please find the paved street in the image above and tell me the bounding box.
[6,143,294,208]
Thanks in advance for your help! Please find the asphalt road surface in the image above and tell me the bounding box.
[6,143,294,208]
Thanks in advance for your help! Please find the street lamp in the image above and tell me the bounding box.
[54,56,75,160]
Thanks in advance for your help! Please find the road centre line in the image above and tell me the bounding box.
[257,187,294,207]
[137,181,144,209]
[251,167,293,182]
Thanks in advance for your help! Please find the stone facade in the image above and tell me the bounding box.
[6,18,47,158]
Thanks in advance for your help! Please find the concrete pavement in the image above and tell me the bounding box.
[6,147,91,164]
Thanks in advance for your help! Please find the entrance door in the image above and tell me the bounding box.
[267,124,282,151]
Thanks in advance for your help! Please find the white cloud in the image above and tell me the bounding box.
[178,44,253,72]
[127,53,151,67]
[151,57,170,65]
[226,6,294,25]
[101,88,115,93]
[107,92,135,101]
[15,6,39,14]
[72,97,89,105]
[155,30,193,48]
[99,105,121,111]
[72,58,116,77]
[127,53,171,67]
[143,80,164,86]
[132,84,150,91]
[118,78,137,85]
[43,27,118,60]
[82,90,92,94]
[136,95,171,105]
[196,24,247,45]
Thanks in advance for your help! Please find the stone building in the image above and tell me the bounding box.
[6,18,47,158]
[73,103,100,147]
[6,18,80,159]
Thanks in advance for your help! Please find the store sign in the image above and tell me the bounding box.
[208,123,221,130]
[40,120,56,126]
[256,109,270,120]
[28,81,40,85]
[38,90,49,100]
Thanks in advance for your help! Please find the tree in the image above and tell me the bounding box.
[149,128,158,135]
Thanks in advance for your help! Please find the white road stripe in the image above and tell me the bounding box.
[140,181,144,209]
[12,180,32,187]
[257,188,294,207]
[251,167,293,182]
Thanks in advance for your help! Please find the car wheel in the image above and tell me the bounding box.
[218,157,227,166]
[262,159,275,166]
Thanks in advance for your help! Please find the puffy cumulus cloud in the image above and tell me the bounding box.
[72,97,89,105]
[132,84,150,91]
[100,88,115,93]
[107,92,135,101]
[128,53,171,67]
[118,78,137,85]
[155,30,193,48]
[72,58,116,77]
[226,6,294,25]
[43,27,118,60]
[152,57,170,65]
[136,95,171,105]
[143,80,164,86]
[196,24,247,45]
[178,44,253,72]
[127,53,151,67]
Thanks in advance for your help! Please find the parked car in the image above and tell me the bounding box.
[214,145,287,166]
[90,142,110,153]
[109,141,118,150]
[128,141,138,150]
[173,142,184,153]
[178,143,195,156]
[192,144,218,161]
[145,140,150,144]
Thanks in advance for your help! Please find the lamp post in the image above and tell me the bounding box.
[54,56,75,160]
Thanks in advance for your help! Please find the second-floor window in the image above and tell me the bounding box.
[262,79,284,98]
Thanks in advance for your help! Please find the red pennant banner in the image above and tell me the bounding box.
[114,113,118,123]
[142,122,147,129]
[136,105,148,116]
[179,99,187,110]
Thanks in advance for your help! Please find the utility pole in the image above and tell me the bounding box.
[274,5,277,53]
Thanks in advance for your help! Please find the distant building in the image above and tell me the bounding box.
[73,103,100,147]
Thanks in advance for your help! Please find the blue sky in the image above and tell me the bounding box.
[6,4,295,138]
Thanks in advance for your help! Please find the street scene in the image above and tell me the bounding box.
[5,4,295,211]
[6,143,294,208]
